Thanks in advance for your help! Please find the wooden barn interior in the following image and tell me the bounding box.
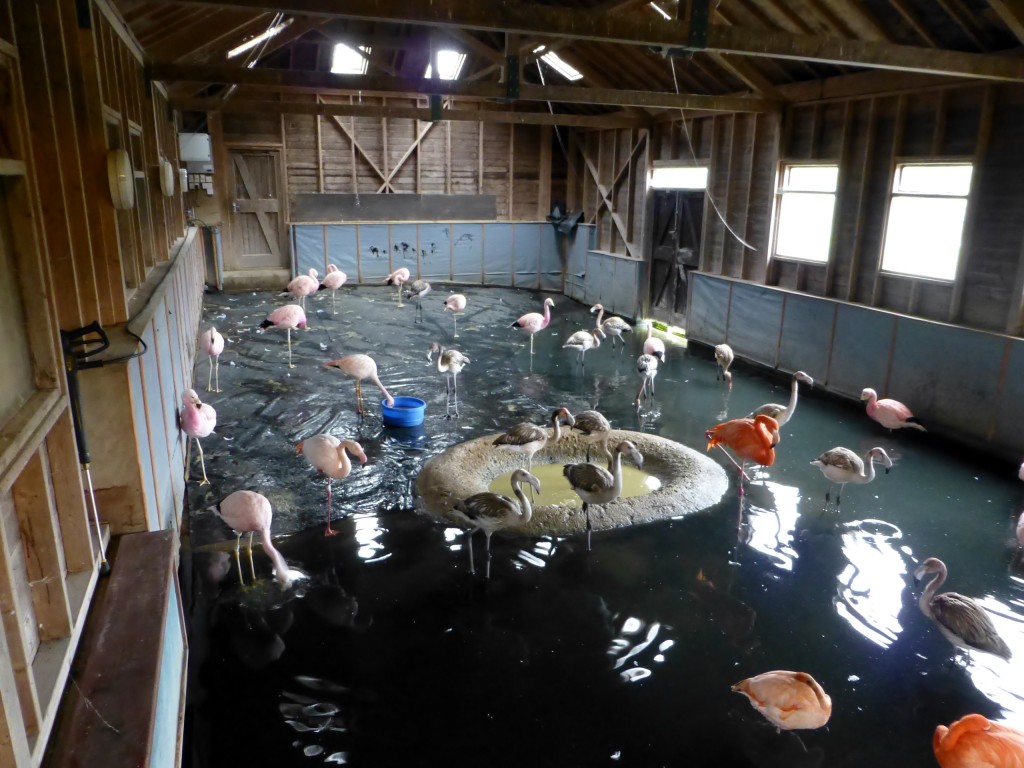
[2,0,1024,764]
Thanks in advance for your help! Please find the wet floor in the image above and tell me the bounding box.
[183,284,1024,768]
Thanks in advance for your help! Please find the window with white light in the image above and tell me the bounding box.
[881,162,972,281]
[772,164,839,263]
[533,46,583,81]
[331,43,370,75]
[425,50,467,80]
[649,166,708,190]
[227,21,291,59]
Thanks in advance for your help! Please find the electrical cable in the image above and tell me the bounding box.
[669,57,758,252]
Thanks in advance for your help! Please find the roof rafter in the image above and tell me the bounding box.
[168,0,1024,81]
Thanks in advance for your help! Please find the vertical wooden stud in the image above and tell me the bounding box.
[870,95,904,307]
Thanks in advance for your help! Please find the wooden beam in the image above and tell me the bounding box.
[779,68,976,103]
[988,0,1024,45]
[175,96,647,127]
[150,61,774,112]
[173,0,1024,80]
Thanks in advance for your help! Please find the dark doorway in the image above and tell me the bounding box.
[648,189,704,328]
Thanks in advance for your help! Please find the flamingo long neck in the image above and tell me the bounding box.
[594,307,604,328]
[858,452,877,484]
[785,376,801,417]
[370,373,393,403]
[541,302,551,328]
[434,349,446,373]
[259,529,291,584]
[646,322,653,340]
[609,451,625,495]
[512,480,534,525]
[918,566,946,618]
[551,415,563,441]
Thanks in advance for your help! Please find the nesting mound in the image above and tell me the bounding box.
[414,429,729,537]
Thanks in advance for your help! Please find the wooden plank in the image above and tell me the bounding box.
[0,159,25,176]
[988,0,1024,45]
[538,124,551,220]
[378,119,436,193]
[824,101,850,296]
[177,96,645,128]
[949,84,995,322]
[315,114,323,192]
[0,599,31,768]
[324,111,390,186]
[174,0,1024,81]
[870,95,905,307]
[231,152,280,259]
[43,409,94,574]
[846,98,876,302]
[11,450,72,643]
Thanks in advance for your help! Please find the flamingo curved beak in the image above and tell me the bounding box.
[629,447,644,469]
[295,441,304,455]
[527,475,542,494]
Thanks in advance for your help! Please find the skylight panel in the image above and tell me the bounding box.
[425,50,467,80]
[331,43,370,75]
[649,2,672,20]
[226,20,291,59]
[532,46,583,82]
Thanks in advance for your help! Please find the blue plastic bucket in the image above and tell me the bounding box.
[381,396,426,427]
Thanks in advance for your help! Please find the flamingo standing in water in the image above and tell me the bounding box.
[914,557,1012,660]
[715,343,734,387]
[749,371,813,426]
[297,435,367,536]
[563,440,643,551]
[199,327,224,393]
[563,327,605,366]
[590,304,632,352]
[386,267,411,306]
[811,446,893,507]
[443,293,467,338]
[704,414,780,495]
[258,304,307,369]
[635,353,659,405]
[180,389,216,485]
[643,321,666,362]
[933,714,1024,768]
[452,468,540,579]
[404,280,431,323]
[318,264,347,314]
[325,354,394,417]
[862,387,927,432]
[511,297,554,355]
[213,490,291,584]
[572,409,613,462]
[284,268,319,309]
[493,407,575,499]
[731,671,832,731]
[428,342,470,418]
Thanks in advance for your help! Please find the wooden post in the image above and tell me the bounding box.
[316,113,323,192]
[538,124,552,220]
[870,95,905,307]
[825,101,851,297]
[846,98,876,303]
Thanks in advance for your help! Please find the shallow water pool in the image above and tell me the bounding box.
[183,285,1024,768]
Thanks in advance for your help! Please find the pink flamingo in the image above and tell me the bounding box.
[861,387,926,432]
[180,388,216,485]
[386,267,411,307]
[258,304,307,368]
[443,293,467,338]
[297,435,367,536]
[284,268,319,309]
[319,264,347,314]
[325,354,394,416]
[199,326,224,392]
[511,297,555,355]
[213,490,290,584]
[643,320,666,363]
[714,343,733,386]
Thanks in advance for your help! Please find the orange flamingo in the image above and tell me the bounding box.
[933,714,1024,768]
[731,670,832,731]
[705,414,780,495]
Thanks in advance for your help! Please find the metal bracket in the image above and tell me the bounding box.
[429,94,442,122]
[686,0,709,50]
[505,55,520,101]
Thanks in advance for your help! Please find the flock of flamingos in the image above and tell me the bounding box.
[178,265,1023,766]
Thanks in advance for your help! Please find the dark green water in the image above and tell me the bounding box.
[183,285,1024,768]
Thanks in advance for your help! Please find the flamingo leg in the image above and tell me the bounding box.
[452,373,459,418]
[207,356,214,392]
[214,356,221,393]
[233,533,244,585]
[529,333,534,355]
[466,528,475,574]
[484,531,494,579]
[715,446,752,484]
[247,531,256,580]
[196,439,210,486]
[286,327,294,369]
[584,503,592,551]
[396,283,404,307]
[325,477,338,537]
[453,313,459,339]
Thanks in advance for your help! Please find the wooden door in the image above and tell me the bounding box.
[648,189,703,327]
[228,150,285,270]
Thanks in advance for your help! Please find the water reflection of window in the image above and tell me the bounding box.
[607,616,670,683]
[354,516,385,561]
[835,520,906,649]
[743,481,801,572]
[953,595,1024,720]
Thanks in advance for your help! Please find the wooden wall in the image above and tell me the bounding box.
[0,0,193,764]
[653,82,1024,338]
